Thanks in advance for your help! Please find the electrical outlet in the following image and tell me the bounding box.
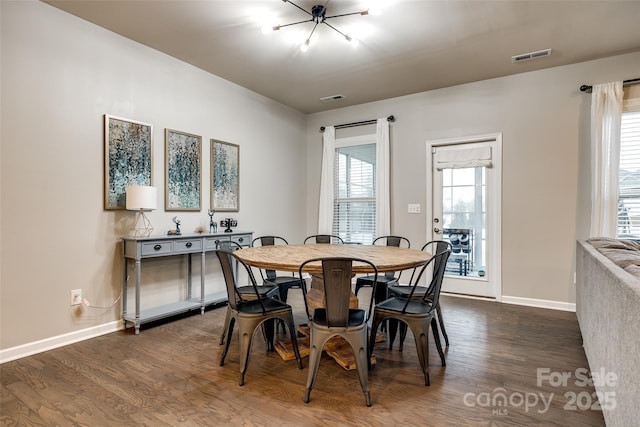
[408,204,421,214]
[70,289,83,306]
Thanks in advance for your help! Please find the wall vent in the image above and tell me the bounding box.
[511,48,552,63]
[320,94,346,102]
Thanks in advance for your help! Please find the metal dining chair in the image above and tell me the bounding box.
[386,240,453,349]
[299,256,378,406]
[216,240,279,346]
[369,245,451,386]
[251,236,303,304]
[354,235,411,304]
[215,248,303,386]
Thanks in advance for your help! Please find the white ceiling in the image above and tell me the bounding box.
[44,0,640,114]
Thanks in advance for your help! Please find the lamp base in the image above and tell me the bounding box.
[129,210,154,237]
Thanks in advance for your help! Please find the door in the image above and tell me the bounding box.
[427,134,502,299]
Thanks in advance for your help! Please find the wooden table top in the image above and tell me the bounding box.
[234,244,431,274]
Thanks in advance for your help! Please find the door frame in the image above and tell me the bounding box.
[426,133,503,301]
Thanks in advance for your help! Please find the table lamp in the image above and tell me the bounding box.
[126,185,157,237]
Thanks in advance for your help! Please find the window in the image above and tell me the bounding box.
[332,140,376,244]
[617,105,640,237]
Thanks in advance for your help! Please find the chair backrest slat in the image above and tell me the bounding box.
[299,257,377,327]
[304,234,345,245]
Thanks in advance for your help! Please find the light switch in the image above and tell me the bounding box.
[408,204,421,214]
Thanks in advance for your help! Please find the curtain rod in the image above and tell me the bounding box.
[579,78,640,93]
[320,115,395,132]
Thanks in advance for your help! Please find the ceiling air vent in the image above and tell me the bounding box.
[511,48,552,63]
[320,94,346,103]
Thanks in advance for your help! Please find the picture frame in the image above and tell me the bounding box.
[165,128,202,211]
[211,139,239,212]
[104,114,153,210]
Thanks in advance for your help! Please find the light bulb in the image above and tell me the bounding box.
[301,39,310,52]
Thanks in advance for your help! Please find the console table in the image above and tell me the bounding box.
[122,231,252,334]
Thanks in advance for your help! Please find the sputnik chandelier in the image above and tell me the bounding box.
[263,0,376,52]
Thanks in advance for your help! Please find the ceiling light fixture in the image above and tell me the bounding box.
[263,0,370,52]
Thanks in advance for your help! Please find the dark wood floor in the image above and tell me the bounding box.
[1,293,605,426]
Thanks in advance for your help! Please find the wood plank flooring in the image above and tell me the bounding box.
[1,293,605,426]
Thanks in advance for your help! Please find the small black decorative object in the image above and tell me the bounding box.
[220,218,237,233]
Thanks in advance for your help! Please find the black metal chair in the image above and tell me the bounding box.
[354,235,410,305]
[387,240,453,349]
[215,249,303,386]
[369,245,451,386]
[299,257,377,406]
[251,236,302,304]
[303,234,344,244]
[216,240,279,345]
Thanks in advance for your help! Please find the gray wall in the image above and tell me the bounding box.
[305,51,640,304]
[0,1,307,350]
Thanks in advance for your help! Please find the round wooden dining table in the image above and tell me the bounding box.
[234,244,432,311]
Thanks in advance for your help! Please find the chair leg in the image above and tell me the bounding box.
[409,319,432,386]
[368,317,381,366]
[387,318,399,350]
[399,322,408,351]
[284,316,304,369]
[238,323,257,386]
[219,306,232,345]
[347,329,372,407]
[436,302,449,346]
[431,318,446,366]
[220,317,235,366]
[303,335,324,403]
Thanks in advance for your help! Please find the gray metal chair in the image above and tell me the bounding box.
[387,240,452,349]
[215,249,303,386]
[354,235,410,304]
[216,240,279,345]
[251,236,302,304]
[369,245,451,386]
[303,234,344,244]
[299,257,377,406]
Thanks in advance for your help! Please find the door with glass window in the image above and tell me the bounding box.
[427,135,502,299]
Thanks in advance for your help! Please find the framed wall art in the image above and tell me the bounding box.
[104,114,153,210]
[211,139,239,212]
[165,128,202,211]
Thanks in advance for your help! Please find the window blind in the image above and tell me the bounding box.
[617,109,640,237]
[333,143,376,244]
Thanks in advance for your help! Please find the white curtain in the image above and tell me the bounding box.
[376,118,391,236]
[318,125,335,234]
[590,81,624,237]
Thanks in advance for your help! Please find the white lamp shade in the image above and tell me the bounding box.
[126,185,157,211]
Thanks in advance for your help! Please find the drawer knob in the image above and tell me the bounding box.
[186,242,193,248]
[238,237,243,242]
[154,244,162,250]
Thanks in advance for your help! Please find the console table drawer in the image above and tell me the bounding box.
[231,234,251,246]
[205,236,229,250]
[175,239,202,253]
[141,241,173,256]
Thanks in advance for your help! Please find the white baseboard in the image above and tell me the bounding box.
[0,320,123,364]
[441,292,576,312]
[501,295,576,312]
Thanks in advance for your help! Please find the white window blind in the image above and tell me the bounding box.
[333,143,376,244]
[617,107,640,237]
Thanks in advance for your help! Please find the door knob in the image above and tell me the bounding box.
[434,227,442,234]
